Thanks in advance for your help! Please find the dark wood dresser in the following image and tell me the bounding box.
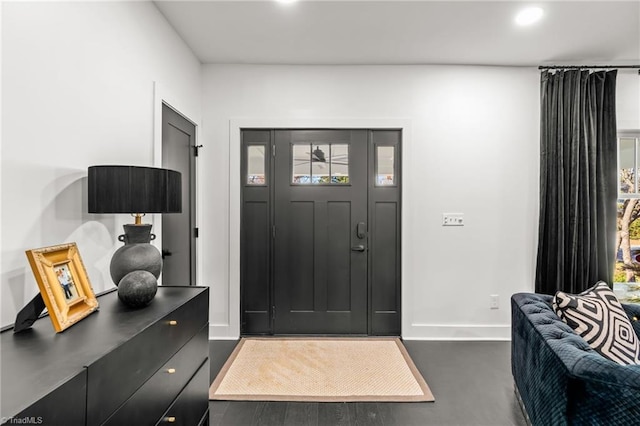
[1,286,209,426]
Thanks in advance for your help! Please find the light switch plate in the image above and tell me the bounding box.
[443,213,464,226]
[490,294,499,309]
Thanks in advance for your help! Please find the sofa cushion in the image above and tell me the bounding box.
[553,282,640,365]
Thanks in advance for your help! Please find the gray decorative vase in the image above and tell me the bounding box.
[117,270,158,308]
[110,224,162,285]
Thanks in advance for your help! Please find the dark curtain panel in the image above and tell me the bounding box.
[535,70,618,294]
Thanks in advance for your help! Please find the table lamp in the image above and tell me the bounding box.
[88,165,181,307]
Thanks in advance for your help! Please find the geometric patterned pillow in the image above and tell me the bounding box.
[553,281,640,365]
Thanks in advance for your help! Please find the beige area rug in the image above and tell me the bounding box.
[209,337,435,402]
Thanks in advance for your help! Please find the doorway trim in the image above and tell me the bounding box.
[225,118,413,339]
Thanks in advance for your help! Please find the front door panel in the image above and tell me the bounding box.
[274,130,368,334]
[240,128,401,336]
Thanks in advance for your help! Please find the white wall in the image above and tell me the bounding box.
[201,64,541,340]
[201,65,640,340]
[0,1,202,327]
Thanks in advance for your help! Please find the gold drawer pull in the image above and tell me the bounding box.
[168,320,178,326]
[164,417,176,423]
[167,368,176,374]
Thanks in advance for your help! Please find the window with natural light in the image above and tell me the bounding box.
[292,144,349,184]
[616,132,640,303]
[247,145,266,185]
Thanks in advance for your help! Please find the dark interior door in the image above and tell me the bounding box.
[161,103,196,286]
[274,130,368,334]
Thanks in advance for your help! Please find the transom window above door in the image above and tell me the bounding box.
[292,143,350,185]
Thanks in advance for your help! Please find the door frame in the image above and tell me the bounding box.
[152,82,200,285]
[226,118,412,339]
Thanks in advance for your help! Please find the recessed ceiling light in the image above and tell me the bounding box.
[275,0,298,4]
[515,6,544,26]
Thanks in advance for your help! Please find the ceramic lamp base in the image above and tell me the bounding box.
[118,270,158,308]
[110,224,162,298]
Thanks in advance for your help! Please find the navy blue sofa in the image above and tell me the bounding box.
[511,293,640,425]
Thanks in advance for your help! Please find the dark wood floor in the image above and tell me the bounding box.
[208,340,527,426]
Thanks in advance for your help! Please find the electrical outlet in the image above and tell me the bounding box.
[490,294,499,310]
[443,213,464,226]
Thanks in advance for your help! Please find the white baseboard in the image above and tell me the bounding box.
[208,324,238,340]
[207,324,511,340]
[403,323,511,341]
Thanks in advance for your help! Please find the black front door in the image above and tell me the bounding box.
[274,130,368,334]
[240,128,401,336]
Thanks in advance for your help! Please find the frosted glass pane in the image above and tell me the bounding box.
[376,146,395,186]
[312,144,331,183]
[293,144,311,184]
[247,145,265,185]
[330,144,349,184]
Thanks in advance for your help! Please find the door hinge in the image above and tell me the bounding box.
[272,305,276,320]
[272,145,276,157]
[194,227,199,238]
[272,225,276,239]
[194,144,203,157]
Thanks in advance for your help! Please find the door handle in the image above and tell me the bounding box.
[161,249,173,259]
[351,245,366,252]
[356,222,367,239]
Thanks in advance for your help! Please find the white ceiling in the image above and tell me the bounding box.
[154,0,640,67]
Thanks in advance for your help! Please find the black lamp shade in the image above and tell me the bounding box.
[88,166,182,214]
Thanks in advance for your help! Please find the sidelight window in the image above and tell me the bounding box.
[247,145,266,185]
[292,143,350,185]
[376,145,396,186]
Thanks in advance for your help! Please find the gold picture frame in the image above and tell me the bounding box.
[25,243,99,332]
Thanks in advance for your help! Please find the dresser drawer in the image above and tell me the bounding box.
[156,358,210,426]
[102,325,208,426]
[7,369,87,426]
[87,289,208,426]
